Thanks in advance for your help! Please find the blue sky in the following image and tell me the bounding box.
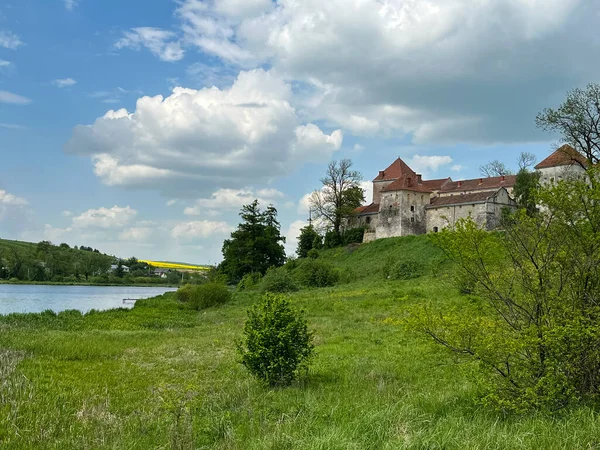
[0,0,597,264]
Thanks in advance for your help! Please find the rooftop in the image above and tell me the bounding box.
[426,191,496,209]
[438,174,516,194]
[535,144,589,170]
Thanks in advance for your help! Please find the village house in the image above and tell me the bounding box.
[349,144,583,242]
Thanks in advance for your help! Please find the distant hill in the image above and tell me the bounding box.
[0,238,114,281]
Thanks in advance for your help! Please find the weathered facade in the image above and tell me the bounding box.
[349,145,585,242]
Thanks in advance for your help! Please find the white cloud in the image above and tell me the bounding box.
[62,210,73,217]
[184,187,285,216]
[284,219,307,257]
[172,220,233,240]
[115,27,184,62]
[119,226,156,243]
[0,189,28,206]
[0,91,31,105]
[408,155,454,174]
[0,59,10,68]
[0,123,26,130]
[65,69,342,195]
[64,0,78,10]
[71,205,137,229]
[0,31,23,50]
[451,165,464,172]
[53,78,77,88]
[360,181,374,205]
[352,144,365,152]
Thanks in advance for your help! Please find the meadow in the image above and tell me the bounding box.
[139,260,210,271]
[1,236,600,449]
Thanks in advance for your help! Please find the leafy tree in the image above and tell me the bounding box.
[238,293,314,386]
[310,159,364,235]
[220,200,286,282]
[416,172,600,411]
[479,160,513,177]
[296,224,320,258]
[536,83,600,165]
[513,168,541,216]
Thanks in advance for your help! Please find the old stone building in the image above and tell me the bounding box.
[351,144,585,242]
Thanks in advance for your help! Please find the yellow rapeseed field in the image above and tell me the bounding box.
[139,260,210,271]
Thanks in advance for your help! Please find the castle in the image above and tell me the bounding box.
[349,144,587,242]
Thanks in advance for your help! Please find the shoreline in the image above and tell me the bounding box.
[0,280,179,288]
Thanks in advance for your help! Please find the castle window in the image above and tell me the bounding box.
[411,217,415,223]
[410,205,414,212]
[433,226,438,233]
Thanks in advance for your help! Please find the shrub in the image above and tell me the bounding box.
[342,227,366,245]
[323,230,342,249]
[307,248,319,259]
[237,272,262,291]
[385,260,423,280]
[176,283,232,310]
[260,267,299,293]
[238,293,314,386]
[296,260,339,288]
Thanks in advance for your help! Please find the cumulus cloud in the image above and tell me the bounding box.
[0,59,10,68]
[408,155,454,174]
[184,187,285,216]
[71,205,137,229]
[115,27,185,62]
[167,0,595,145]
[0,31,23,50]
[53,78,77,88]
[0,189,28,206]
[0,91,31,105]
[172,220,233,240]
[284,219,307,256]
[65,69,342,195]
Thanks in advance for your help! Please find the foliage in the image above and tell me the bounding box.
[536,83,600,164]
[237,293,314,386]
[296,260,339,288]
[307,248,319,259]
[176,283,232,310]
[342,227,367,245]
[296,224,320,258]
[237,272,262,291]
[323,230,342,249]
[220,200,286,283]
[513,168,541,216]
[309,159,365,234]
[385,259,423,280]
[260,267,299,293]
[420,174,600,411]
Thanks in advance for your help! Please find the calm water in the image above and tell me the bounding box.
[0,284,177,315]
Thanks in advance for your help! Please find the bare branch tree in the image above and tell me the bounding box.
[517,152,537,171]
[309,159,364,234]
[479,160,513,178]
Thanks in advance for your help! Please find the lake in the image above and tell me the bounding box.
[0,285,178,315]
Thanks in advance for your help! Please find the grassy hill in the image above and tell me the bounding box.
[0,235,597,448]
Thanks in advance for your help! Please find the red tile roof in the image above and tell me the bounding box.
[381,175,434,193]
[535,144,589,169]
[355,202,380,215]
[426,191,495,209]
[373,158,416,181]
[421,177,453,191]
[439,175,516,194]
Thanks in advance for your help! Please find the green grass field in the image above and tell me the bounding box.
[1,235,600,449]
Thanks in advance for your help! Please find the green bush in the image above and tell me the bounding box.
[238,293,314,386]
[176,283,232,310]
[296,260,339,288]
[342,227,366,245]
[260,267,299,293]
[237,272,262,291]
[386,260,423,280]
[323,230,342,249]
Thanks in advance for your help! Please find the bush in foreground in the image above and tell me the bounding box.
[176,283,231,310]
[384,259,423,280]
[238,293,314,386]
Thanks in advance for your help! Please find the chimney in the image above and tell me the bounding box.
[479,178,483,185]
[457,180,462,188]
[379,170,385,178]
[417,174,422,184]
[407,177,412,187]
[501,175,505,182]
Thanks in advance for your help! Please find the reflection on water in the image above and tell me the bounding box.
[0,284,177,315]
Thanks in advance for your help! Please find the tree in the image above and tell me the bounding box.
[310,159,364,235]
[517,152,537,171]
[416,172,600,411]
[513,168,541,216]
[220,200,286,282]
[296,224,320,258]
[479,160,513,177]
[536,83,600,165]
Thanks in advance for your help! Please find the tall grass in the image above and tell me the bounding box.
[0,236,599,448]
